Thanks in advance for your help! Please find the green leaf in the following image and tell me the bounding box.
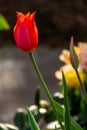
[62,72,71,130]
[54,101,83,130]
[0,14,10,30]
[14,108,27,129]
[26,108,40,130]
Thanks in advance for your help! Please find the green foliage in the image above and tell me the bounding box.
[12,89,84,130]
[69,88,81,115]
[78,112,87,127]
[54,101,83,130]
[0,14,10,30]
[14,108,27,130]
[35,87,41,107]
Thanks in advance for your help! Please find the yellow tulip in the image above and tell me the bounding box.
[64,70,86,88]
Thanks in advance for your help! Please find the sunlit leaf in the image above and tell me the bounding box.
[0,14,10,30]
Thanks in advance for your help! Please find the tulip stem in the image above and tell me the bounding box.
[75,69,87,99]
[29,52,64,130]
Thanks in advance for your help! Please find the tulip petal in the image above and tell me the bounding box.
[14,11,38,52]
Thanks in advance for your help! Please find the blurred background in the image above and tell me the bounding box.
[0,0,87,124]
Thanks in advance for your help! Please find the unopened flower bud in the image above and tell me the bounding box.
[70,37,79,70]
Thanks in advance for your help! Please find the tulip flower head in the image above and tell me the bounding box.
[55,64,86,88]
[14,12,38,52]
[55,40,87,88]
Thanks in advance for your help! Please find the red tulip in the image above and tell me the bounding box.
[13,12,38,52]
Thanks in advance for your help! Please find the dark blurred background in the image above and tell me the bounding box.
[1,0,87,47]
[0,0,87,124]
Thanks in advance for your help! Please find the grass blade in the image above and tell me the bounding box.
[26,108,40,130]
[62,72,71,130]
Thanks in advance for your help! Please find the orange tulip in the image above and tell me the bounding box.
[13,12,38,52]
